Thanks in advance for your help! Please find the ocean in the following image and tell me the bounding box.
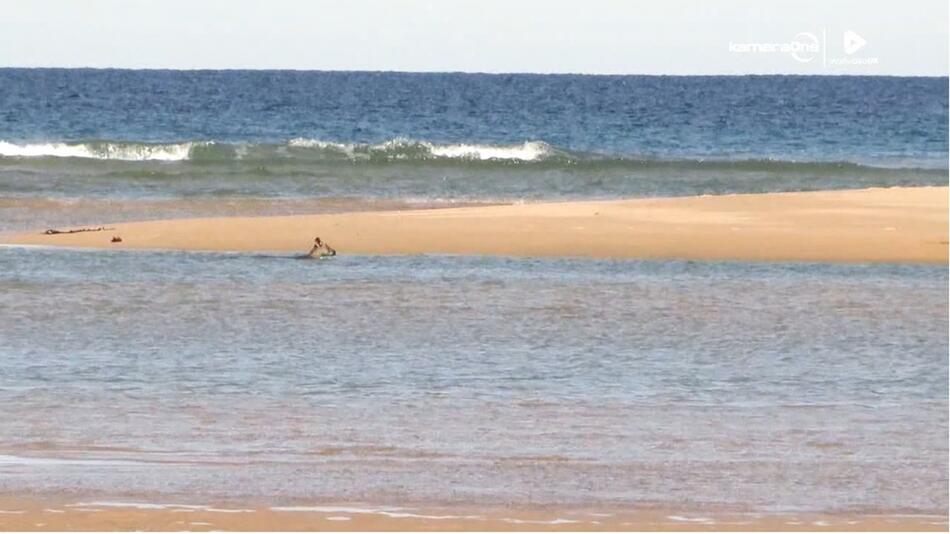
[0,70,947,230]
[0,70,947,516]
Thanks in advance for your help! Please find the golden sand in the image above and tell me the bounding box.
[2,187,947,531]
[3,187,946,264]
[0,498,945,531]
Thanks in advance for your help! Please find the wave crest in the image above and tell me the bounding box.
[0,141,195,161]
[287,138,555,162]
[0,139,944,175]
[0,139,556,163]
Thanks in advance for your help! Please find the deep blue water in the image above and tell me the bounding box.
[1,70,947,163]
[0,70,947,230]
[0,70,946,229]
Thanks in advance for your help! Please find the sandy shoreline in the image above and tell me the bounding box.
[2,187,947,263]
[0,498,946,531]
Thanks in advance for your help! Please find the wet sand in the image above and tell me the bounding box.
[3,187,947,263]
[0,498,946,531]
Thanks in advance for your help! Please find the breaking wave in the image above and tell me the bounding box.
[0,139,945,176]
[0,141,195,161]
[0,139,558,163]
[285,138,558,162]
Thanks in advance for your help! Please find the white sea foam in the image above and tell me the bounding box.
[270,505,480,520]
[270,506,403,514]
[500,517,582,525]
[426,141,551,161]
[71,502,168,510]
[287,138,349,150]
[668,515,715,523]
[288,137,357,158]
[69,502,253,513]
[0,138,553,162]
[287,138,553,161]
[0,141,194,161]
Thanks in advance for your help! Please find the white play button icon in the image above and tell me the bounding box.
[843,30,867,55]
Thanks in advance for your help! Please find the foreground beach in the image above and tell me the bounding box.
[0,498,946,531]
[3,186,947,263]
[1,186,947,531]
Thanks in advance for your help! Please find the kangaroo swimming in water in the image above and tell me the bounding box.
[302,236,336,259]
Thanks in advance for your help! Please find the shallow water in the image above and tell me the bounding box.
[0,248,946,512]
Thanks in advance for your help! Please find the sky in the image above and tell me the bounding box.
[1,0,947,75]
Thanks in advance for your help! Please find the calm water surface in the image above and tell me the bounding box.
[0,248,946,512]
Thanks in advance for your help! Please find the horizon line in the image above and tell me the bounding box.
[0,66,946,78]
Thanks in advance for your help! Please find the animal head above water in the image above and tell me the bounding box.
[308,237,336,258]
